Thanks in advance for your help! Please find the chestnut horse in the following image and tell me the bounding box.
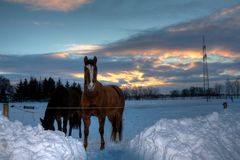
[81,56,125,150]
[40,86,82,138]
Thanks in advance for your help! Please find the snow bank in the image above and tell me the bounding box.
[0,116,86,160]
[130,112,240,160]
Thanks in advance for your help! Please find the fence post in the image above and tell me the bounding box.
[3,103,9,118]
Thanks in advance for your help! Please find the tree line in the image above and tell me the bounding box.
[169,79,240,99]
[0,75,239,102]
[0,76,81,102]
[122,87,162,100]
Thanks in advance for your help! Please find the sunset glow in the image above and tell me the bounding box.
[67,44,103,53]
[49,52,70,59]
[71,70,170,88]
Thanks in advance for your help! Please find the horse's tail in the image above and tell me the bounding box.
[110,113,123,142]
[109,85,124,142]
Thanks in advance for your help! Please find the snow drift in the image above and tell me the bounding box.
[130,112,240,160]
[0,115,86,160]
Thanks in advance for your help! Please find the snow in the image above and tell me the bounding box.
[0,115,86,160]
[130,111,240,160]
[1,98,240,160]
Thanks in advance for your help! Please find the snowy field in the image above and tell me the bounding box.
[0,116,86,160]
[1,98,240,160]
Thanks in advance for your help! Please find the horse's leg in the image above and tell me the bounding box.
[76,111,82,138]
[68,116,73,136]
[98,115,106,150]
[78,117,82,138]
[108,115,117,142]
[83,116,91,149]
[56,114,62,131]
[116,113,123,141]
[63,114,69,135]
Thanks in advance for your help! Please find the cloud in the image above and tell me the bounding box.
[67,44,102,51]
[71,70,170,88]
[94,4,240,57]
[1,4,240,91]
[48,44,103,59]
[0,50,240,91]
[5,0,93,11]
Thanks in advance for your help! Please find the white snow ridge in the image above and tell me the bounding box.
[0,115,86,160]
[130,112,240,160]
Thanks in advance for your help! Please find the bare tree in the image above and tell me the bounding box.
[233,79,240,98]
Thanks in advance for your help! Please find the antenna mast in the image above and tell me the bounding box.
[202,35,209,101]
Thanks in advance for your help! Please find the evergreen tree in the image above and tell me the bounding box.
[15,79,24,101]
[48,77,56,96]
[42,78,48,98]
[23,79,29,100]
[71,82,77,88]
[42,77,56,98]
[28,77,38,100]
[56,78,63,87]
[77,83,82,91]
[65,80,70,88]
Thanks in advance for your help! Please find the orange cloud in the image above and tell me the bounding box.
[121,77,171,88]
[104,48,202,59]
[212,4,240,18]
[70,70,170,88]
[210,48,240,59]
[220,69,240,76]
[6,0,93,11]
[67,44,103,53]
[71,70,144,83]
[48,44,103,59]
[167,22,208,32]
[168,5,240,33]
[49,52,70,59]
[104,47,240,63]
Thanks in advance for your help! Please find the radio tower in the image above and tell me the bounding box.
[202,35,209,101]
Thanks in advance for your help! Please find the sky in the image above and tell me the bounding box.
[0,0,240,92]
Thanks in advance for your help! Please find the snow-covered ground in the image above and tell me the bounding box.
[130,112,240,160]
[0,98,240,160]
[0,115,86,160]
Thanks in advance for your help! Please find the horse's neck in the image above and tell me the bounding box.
[84,81,103,95]
[44,108,55,121]
[96,81,103,88]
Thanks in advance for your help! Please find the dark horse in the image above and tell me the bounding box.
[40,86,82,138]
[81,56,125,150]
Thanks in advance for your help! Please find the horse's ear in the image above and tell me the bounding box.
[93,56,97,64]
[84,56,88,64]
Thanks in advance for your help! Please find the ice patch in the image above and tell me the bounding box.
[130,112,240,160]
[0,116,86,160]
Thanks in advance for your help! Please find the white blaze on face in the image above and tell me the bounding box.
[86,64,95,90]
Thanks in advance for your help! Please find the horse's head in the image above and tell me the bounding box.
[40,118,55,130]
[84,56,98,91]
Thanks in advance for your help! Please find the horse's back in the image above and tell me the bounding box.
[67,87,82,109]
[48,86,68,109]
[48,86,82,110]
[104,85,125,111]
